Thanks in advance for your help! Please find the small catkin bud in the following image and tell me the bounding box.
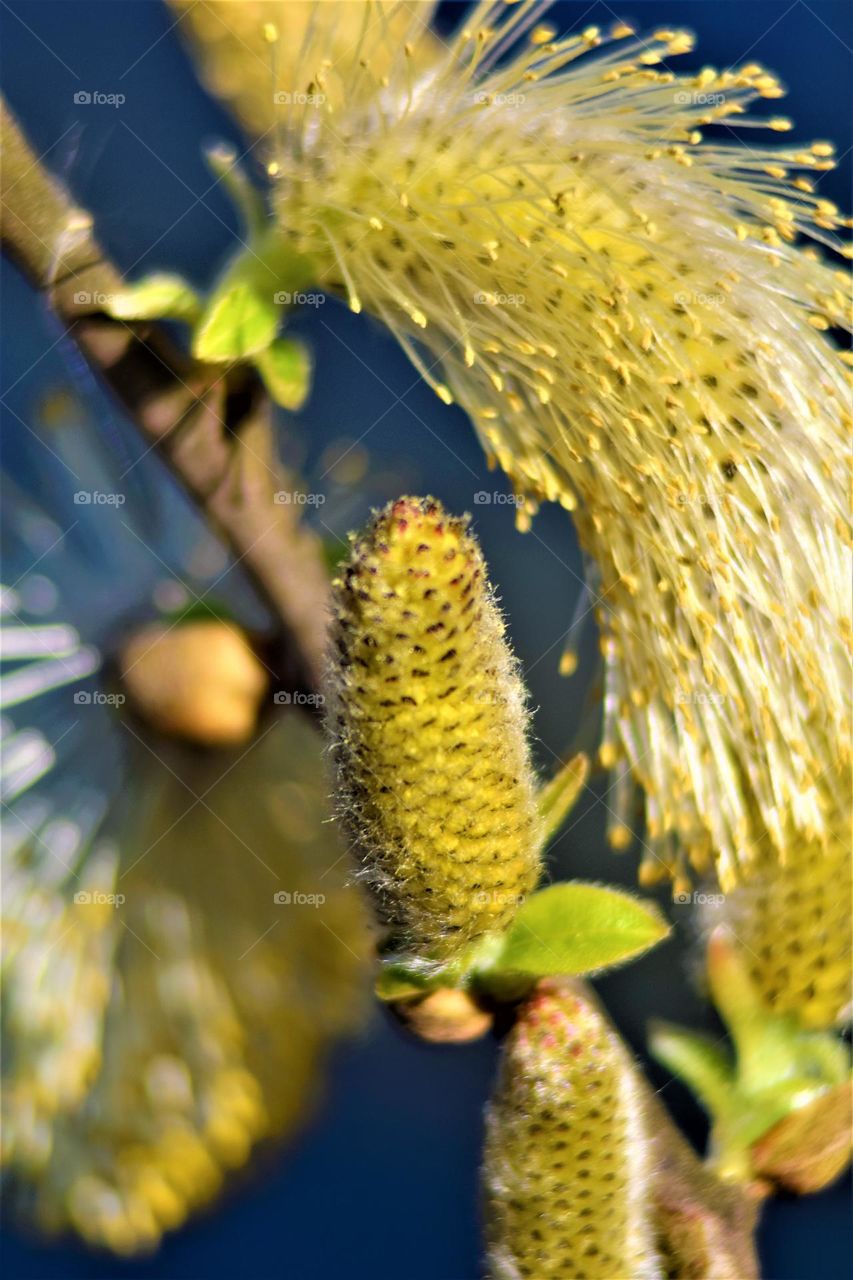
[120,620,267,746]
[392,988,493,1044]
[325,496,542,966]
[484,978,661,1280]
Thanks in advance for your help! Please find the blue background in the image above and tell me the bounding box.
[1,2,851,1277]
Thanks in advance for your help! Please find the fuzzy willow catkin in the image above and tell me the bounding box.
[325,496,542,966]
[270,0,851,903]
[484,978,662,1280]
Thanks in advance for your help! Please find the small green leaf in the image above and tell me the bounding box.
[537,752,589,846]
[107,273,202,323]
[192,280,279,363]
[375,971,428,1002]
[649,1020,735,1117]
[706,926,817,1096]
[651,932,853,1184]
[375,961,455,1002]
[477,881,670,983]
[256,338,312,410]
[322,537,350,575]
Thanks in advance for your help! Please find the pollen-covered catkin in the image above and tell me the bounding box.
[484,978,661,1280]
[272,0,851,902]
[325,497,542,966]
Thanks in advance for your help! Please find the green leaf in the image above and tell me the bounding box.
[256,338,312,410]
[374,961,455,1002]
[107,273,202,323]
[192,280,279,363]
[477,881,670,983]
[649,1020,735,1117]
[537,752,589,846]
[322,536,350,575]
[706,926,820,1096]
[651,932,852,1184]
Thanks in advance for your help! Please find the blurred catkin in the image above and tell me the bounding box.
[717,825,852,1028]
[168,0,439,140]
[2,716,369,1254]
[484,978,661,1280]
[647,1086,761,1280]
[325,496,542,966]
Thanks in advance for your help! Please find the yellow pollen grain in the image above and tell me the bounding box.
[560,650,579,677]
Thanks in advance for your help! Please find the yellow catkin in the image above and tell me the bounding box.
[484,978,661,1280]
[719,823,852,1029]
[271,1,851,907]
[168,0,440,140]
[326,496,542,966]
